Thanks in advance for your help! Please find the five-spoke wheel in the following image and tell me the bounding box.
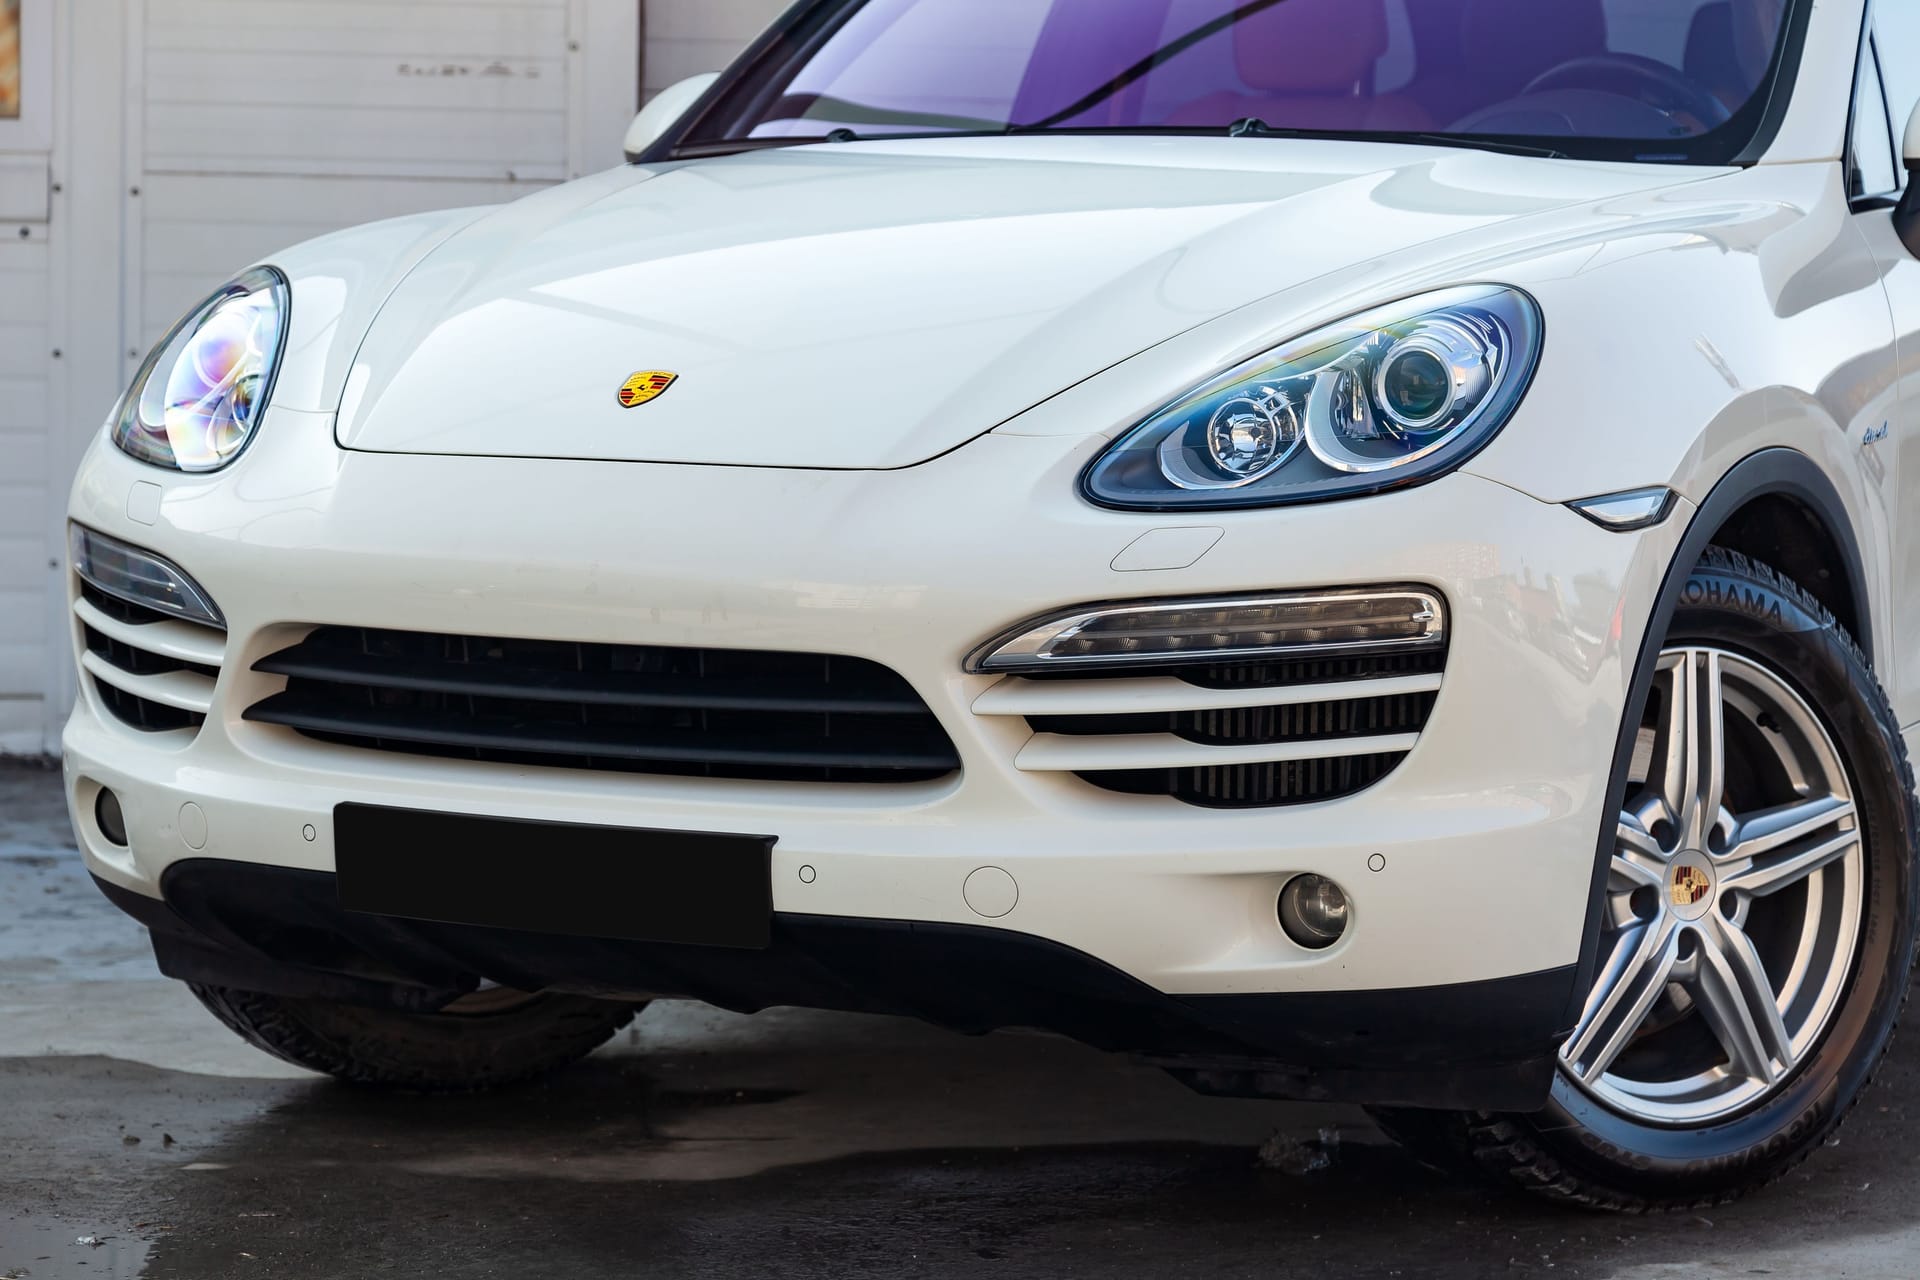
[1370,548,1916,1210]
[1566,647,1861,1125]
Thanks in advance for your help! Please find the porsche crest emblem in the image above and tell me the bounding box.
[1670,865,1712,908]
[618,371,679,408]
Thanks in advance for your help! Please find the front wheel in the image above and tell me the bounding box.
[189,983,641,1092]
[1373,548,1918,1210]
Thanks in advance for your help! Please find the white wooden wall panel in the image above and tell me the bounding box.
[147,52,567,113]
[143,0,573,181]
[127,0,638,348]
[642,0,786,99]
[0,209,50,753]
[0,155,49,219]
[146,0,570,57]
[146,105,570,182]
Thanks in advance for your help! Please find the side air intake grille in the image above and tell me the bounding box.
[975,650,1446,809]
[75,582,226,735]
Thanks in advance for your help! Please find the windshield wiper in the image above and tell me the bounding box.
[1225,119,1568,160]
[1394,132,1569,160]
[672,128,985,158]
[1228,117,1282,137]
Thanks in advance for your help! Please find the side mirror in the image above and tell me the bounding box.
[624,73,722,163]
[1899,101,1920,257]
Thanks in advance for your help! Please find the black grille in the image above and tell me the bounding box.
[1030,690,1438,744]
[245,627,961,784]
[1027,651,1443,809]
[81,582,218,734]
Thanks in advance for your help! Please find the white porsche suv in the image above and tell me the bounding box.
[62,0,1920,1210]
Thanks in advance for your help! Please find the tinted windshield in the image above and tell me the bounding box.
[681,0,1801,164]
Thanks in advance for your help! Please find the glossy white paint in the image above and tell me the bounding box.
[624,72,719,160]
[61,0,1920,999]
[63,415,1686,993]
[332,140,1708,470]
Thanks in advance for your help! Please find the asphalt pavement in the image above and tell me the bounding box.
[3,762,1917,1279]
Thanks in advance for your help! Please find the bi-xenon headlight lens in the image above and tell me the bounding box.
[1084,285,1542,510]
[113,266,291,473]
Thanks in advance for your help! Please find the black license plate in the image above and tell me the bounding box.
[334,804,775,950]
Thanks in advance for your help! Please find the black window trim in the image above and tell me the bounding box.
[1849,2,1904,211]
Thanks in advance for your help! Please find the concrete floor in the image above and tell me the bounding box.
[3,763,1918,1279]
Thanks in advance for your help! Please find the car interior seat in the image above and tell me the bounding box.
[1411,0,1609,128]
[1685,2,1753,112]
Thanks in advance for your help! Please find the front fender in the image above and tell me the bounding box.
[1458,161,1897,674]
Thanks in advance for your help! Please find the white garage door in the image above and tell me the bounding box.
[643,0,787,101]
[128,0,639,352]
[0,211,51,757]
[0,0,55,755]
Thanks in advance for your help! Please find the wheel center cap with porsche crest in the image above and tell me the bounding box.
[1667,851,1716,922]
[618,371,679,408]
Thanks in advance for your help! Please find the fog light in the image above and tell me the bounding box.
[1279,874,1349,949]
[95,787,129,848]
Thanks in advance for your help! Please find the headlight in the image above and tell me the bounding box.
[112,267,291,472]
[1083,285,1541,510]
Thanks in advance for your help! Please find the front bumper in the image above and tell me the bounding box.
[100,860,1572,1109]
[65,416,1686,1095]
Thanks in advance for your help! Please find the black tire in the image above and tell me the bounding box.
[188,984,640,1093]
[1371,547,1919,1211]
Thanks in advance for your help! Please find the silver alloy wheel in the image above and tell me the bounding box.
[1562,646,1864,1127]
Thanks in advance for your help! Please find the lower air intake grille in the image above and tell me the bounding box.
[976,651,1446,809]
[75,582,226,734]
[245,627,960,784]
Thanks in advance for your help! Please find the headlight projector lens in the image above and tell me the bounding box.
[1157,386,1302,490]
[1377,345,1452,429]
[1279,874,1350,949]
[1374,319,1493,435]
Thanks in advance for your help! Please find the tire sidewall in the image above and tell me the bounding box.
[193,984,639,1092]
[1535,554,1916,1198]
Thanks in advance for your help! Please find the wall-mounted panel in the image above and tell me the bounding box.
[643,0,785,100]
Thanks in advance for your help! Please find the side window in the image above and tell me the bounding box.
[1878,6,1919,189]
[1853,37,1899,199]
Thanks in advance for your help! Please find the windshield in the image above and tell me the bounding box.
[679,0,1802,165]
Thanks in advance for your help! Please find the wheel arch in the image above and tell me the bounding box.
[1568,448,1874,1024]
[1693,475,1872,665]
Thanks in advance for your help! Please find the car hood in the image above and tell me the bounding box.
[335,137,1690,469]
